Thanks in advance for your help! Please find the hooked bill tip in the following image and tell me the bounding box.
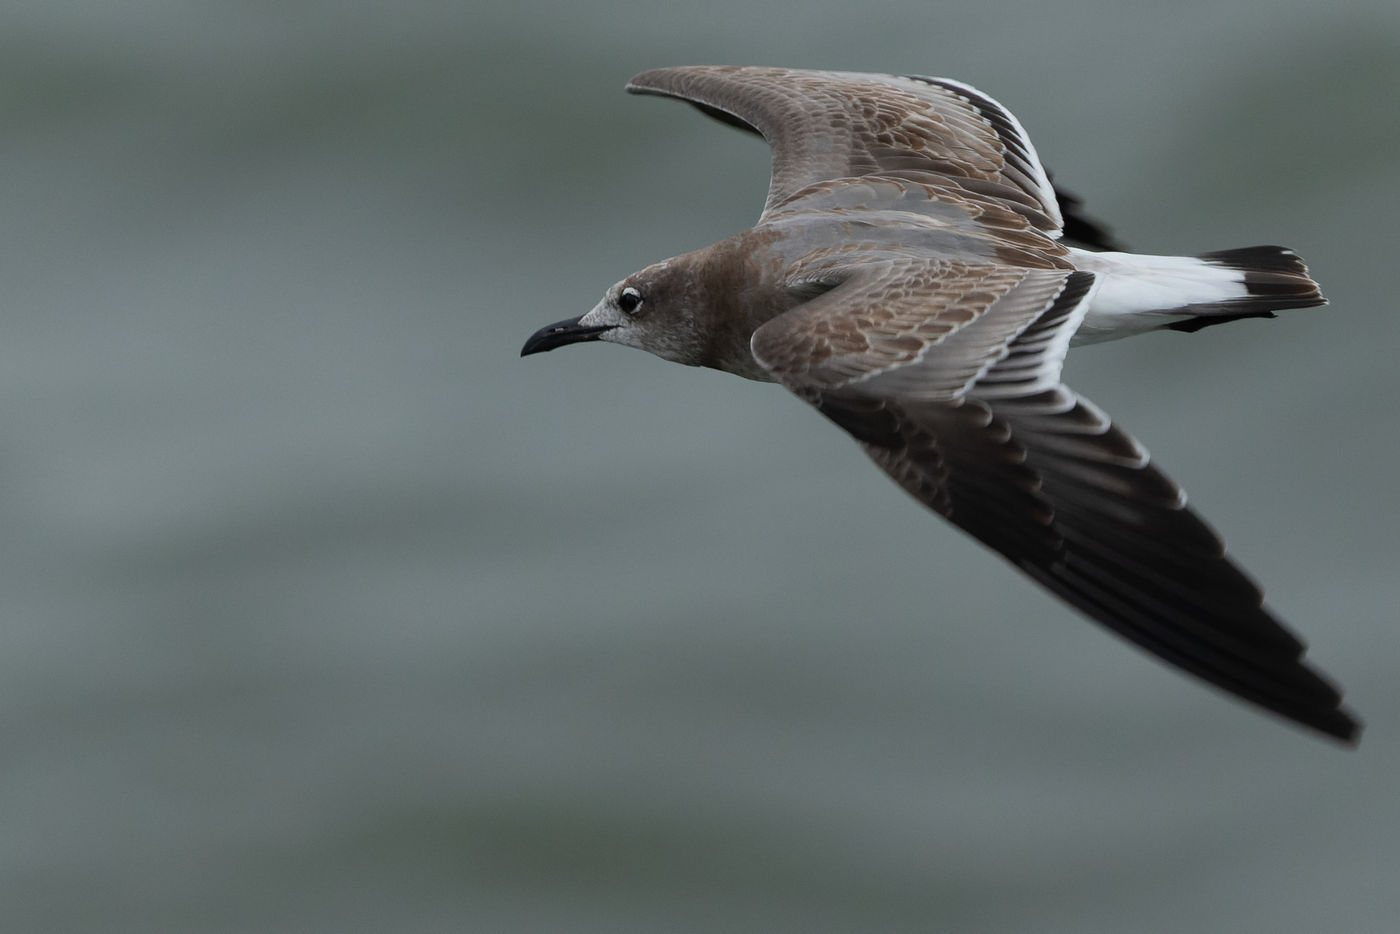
[520,317,613,356]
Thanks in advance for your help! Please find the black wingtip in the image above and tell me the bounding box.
[1049,179,1126,251]
[1310,703,1363,746]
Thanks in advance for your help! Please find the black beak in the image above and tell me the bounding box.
[520,317,614,357]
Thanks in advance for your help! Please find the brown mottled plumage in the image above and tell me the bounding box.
[521,67,1358,743]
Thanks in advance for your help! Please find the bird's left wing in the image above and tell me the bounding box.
[751,257,1361,741]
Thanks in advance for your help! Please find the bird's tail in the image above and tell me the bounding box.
[1071,245,1326,344]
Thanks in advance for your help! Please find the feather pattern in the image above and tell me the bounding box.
[525,66,1357,741]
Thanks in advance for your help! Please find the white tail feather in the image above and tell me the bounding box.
[1068,246,1324,345]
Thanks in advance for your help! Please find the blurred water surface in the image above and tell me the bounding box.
[2,2,1398,932]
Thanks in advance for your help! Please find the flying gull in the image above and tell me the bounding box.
[521,66,1361,743]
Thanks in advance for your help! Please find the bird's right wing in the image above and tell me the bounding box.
[751,255,1360,741]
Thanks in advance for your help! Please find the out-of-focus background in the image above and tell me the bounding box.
[4,1,1396,931]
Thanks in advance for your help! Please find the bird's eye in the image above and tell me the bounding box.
[618,287,643,314]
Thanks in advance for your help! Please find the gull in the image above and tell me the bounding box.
[521,66,1360,742]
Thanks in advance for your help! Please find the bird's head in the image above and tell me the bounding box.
[520,258,715,367]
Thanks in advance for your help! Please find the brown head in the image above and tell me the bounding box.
[521,235,787,381]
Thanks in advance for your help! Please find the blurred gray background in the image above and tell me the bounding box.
[3,1,1397,932]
